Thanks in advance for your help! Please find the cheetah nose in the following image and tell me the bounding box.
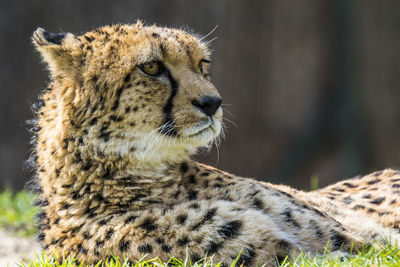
[191,96,222,117]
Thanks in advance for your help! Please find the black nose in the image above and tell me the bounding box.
[191,96,222,116]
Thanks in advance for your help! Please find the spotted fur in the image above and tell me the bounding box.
[31,22,400,266]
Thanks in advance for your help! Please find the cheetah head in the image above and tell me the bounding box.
[33,22,222,170]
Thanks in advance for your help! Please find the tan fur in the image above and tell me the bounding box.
[31,22,400,266]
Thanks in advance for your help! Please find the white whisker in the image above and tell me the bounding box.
[199,25,218,42]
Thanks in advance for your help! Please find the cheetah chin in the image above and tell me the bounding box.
[30,21,400,266]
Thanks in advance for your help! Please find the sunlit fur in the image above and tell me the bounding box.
[31,22,400,266]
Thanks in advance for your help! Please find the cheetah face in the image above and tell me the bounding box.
[33,23,222,166]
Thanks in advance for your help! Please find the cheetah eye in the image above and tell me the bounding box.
[140,61,163,76]
[199,59,210,74]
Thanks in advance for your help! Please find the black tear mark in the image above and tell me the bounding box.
[160,71,178,136]
[43,31,66,45]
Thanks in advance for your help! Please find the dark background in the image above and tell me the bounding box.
[1,0,399,190]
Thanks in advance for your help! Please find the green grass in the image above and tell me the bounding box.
[0,189,38,236]
[0,191,399,266]
[16,244,400,267]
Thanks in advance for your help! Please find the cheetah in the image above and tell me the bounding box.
[30,22,400,266]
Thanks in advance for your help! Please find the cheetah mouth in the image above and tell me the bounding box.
[183,119,214,138]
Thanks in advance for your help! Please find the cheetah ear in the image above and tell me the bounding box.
[32,27,82,76]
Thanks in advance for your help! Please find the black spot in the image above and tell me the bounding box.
[180,162,188,173]
[374,170,383,176]
[161,244,172,252]
[252,198,264,210]
[60,202,72,210]
[205,241,223,254]
[82,159,92,171]
[102,167,113,180]
[343,197,354,204]
[191,208,217,230]
[109,115,123,122]
[139,218,157,231]
[173,190,181,199]
[343,182,357,188]
[125,215,138,224]
[392,184,400,188]
[105,229,114,240]
[330,230,348,250]
[362,193,371,199]
[77,243,88,254]
[83,232,92,239]
[281,208,300,228]
[188,190,198,200]
[99,131,111,142]
[367,208,376,213]
[138,243,153,253]
[204,208,217,220]
[370,197,385,205]
[124,73,131,83]
[152,33,160,38]
[189,203,200,209]
[176,214,187,224]
[188,175,196,184]
[368,179,381,185]
[111,87,124,110]
[119,240,130,252]
[89,117,98,126]
[276,254,287,264]
[190,254,202,263]
[38,232,45,241]
[217,221,242,238]
[98,217,112,226]
[236,245,256,266]
[333,187,345,192]
[96,239,105,247]
[309,220,323,239]
[177,236,190,246]
[155,237,164,244]
[84,35,94,42]
[42,31,66,45]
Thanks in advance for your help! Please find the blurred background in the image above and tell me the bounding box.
[1,0,399,191]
